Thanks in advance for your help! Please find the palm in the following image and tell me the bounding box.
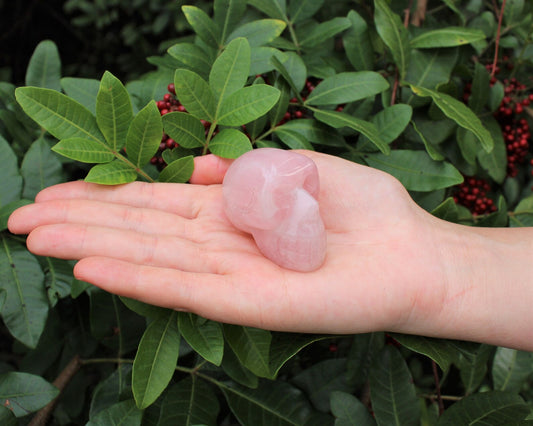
[8,151,444,335]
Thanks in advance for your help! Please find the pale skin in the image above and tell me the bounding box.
[8,151,533,351]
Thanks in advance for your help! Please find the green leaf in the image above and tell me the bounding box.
[0,135,22,207]
[25,40,61,91]
[371,104,412,144]
[158,156,195,183]
[410,120,445,161]
[182,5,221,48]
[492,347,533,392]
[458,344,491,394]
[96,71,133,151]
[431,197,460,222]
[0,372,59,417]
[227,19,286,47]
[344,10,374,71]
[391,334,455,373]
[84,160,137,185]
[158,377,220,426]
[61,77,100,115]
[405,48,458,93]
[174,69,216,122]
[274,128,314,150]
[292,359,353,412]
[247,0,287,20]
[0,200,32,232]
[364,150,463,191]
[52,138,115,163]
[369,345,420,426]
[438,391,529,425]
[21,137,64,200]
[214,0,247,43]
[410,85,494,152]
[217,85,280,126]
[314,110,390,154]
[305,71,389,106]
[167,43,212,78]
[87,399,143,426]
[120,297,171,319]
[289,0,324,23]
[276,119,347,147]
[89,364,132,418]
[221,346,259,389]
[210,38,251,106]
[374,0,410,80]
[250,47,288,75]
[15,87,105,144]
[126,101,162,168]
[209,128,253,158]
[271,56,304,103]
[410,27,486,48]
[0,237,47,349]
[223,324,272,378]
[330,391,375,426]
[0,405,16,426]
[269,333,330,378]
[162,112,206,149]
[178,312,224,366]
[43,257,73,306]
[468,61,490,113]
[132,311,180,409]
[299,17,351,48]
[477,116,507,183]
[220,380,314,425]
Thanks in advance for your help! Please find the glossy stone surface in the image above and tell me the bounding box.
[222,148,326,272]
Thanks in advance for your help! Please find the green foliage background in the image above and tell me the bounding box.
[1,0,533,424]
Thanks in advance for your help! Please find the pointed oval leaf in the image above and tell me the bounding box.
[167,43,212,77]
[174,69,216,122]
[87,399,143,426]
[492,347,533,392]
[344,10,374,71]
[21,138,64,200]
[159,377,220,426]
[178,312,224,366]
[96,71,133,151]
[61,77,100,115]
[314,109,390,154]
[306,71,389,106]
[369,345,420,426]
[391,334,454,373]
[182,5,221,48]
[25,40,61,91]
[250,47,288,75]
[221,380,313,425]
[0,135,22,207]
[52,138,115,163]
[0,372,59,417]
[223,324,272,378]
[247,0,287,20]
[214,0,248,43]
[438,391,529,425]
[132,312,180,409]
[274,128,314,150]
[0,237,47,349]
[126,101,163,168]
[162,112,206,149]
[371,104,412,144]
[300,17,351,48]
[208,128,253,158]
[374,0,410,80]
[158,156,195,183]
[410,27,486,48]
[276,118,347,147]
[478,116,507,184]
[217,85,280,126]
[84,160,137,185]
[15,87,105,144]
[227,19,286,47]
[221,346,259,389]
[330,391,375,426]
[210,38,251,104]
[410,85,494,152]
[289,0,325,23]
[364,150,463,191]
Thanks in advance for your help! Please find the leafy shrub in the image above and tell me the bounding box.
[1,0,533,424]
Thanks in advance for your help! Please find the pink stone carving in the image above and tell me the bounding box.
[222,148,326,272]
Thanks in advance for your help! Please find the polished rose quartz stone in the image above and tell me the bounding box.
[222,148,326,272]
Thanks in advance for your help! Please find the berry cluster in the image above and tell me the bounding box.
[453,177,497,216]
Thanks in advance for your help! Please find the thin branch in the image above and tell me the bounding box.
[432,360,445,415]
[490,0,507,78]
